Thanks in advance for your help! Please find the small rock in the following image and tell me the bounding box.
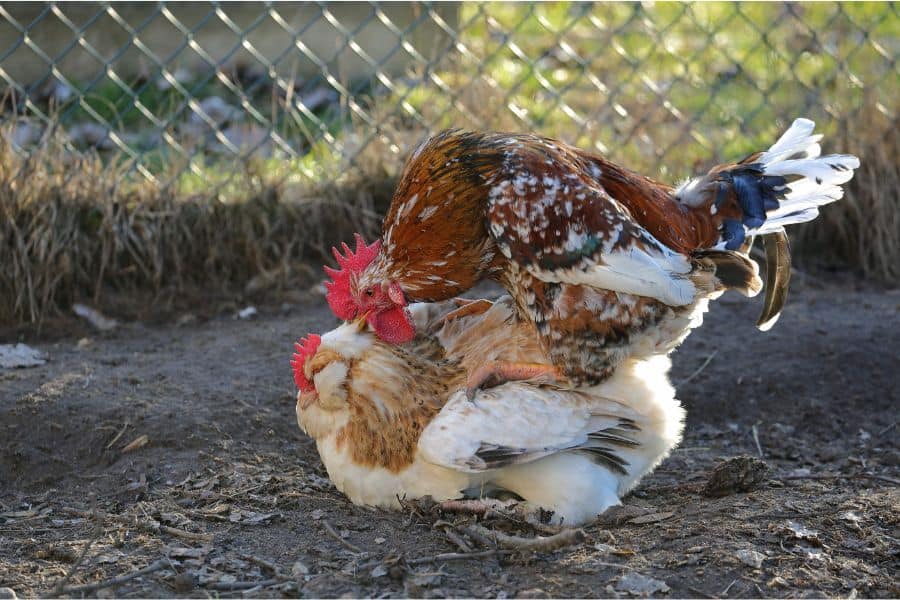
[370,564,388,578]
[171,572,195,592]
[0,343,46,368]
[702,455,770,497]
[76,337,92,349]
[784,520,821,545]
[736,548,765,569]
[236,306,258,319]
[291,560,310,576]
[596,505,650,527]
[615,573,669,596]
[0,587,18,599]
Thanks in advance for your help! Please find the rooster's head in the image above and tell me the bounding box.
[323,233,415,345]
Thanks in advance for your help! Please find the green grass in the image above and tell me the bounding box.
[390,2,897,178]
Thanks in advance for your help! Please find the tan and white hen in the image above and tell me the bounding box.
[293,297,683,525]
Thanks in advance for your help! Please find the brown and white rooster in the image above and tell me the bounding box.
[292,297,683,525]
[324,119,859,391]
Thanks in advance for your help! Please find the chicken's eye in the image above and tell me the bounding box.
[364,287,374,297]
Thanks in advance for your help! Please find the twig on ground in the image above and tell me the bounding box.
[690,585,718,599]
[58,560,168,595]
[434,521,474,553]
[638,482,704,495]
[60,508,213,542]
[465,523,586,552]
[407,549,514,565]
[47,506,102,597]
[780,473,899,486]
[721,578,738,596]
[752,424,764,458]
[242,554,282,576]
[676,350,718,388]
[157,524,214,542]
[876,421,898,437]
[104,421,130,449]
[322,520,363,554]
[436,499,561,535]
[203,578,282,591]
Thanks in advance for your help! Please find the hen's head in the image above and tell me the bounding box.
[324,233,415,345]
[291,330,354,415]
[291,333,321,401]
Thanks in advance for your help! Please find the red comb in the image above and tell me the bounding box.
[291,334,321,393]
[323,233,381,321]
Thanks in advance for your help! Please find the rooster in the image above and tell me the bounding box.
[292,297,683,525]
[325,119,858,391]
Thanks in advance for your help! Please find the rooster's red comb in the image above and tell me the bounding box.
[291,334,322,393]
[323,233,381,321]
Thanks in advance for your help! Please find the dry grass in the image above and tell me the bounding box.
[2,102,896,330]
[0,125,395,329]
[792,109,900,284]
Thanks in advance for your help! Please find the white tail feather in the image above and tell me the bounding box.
[748,118,859,233]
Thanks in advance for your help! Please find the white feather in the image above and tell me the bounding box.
[762,155,859,184]
[744,118,860,234]
[758,118,821,163]
[527,246,696,307]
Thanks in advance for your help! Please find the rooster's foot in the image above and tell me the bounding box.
[465,361,561,400]
[441,298,495,325]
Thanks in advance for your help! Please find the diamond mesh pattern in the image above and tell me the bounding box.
[1,2,896,186]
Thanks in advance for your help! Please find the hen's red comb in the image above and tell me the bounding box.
[323,233,381,321]
[291,334,322,393]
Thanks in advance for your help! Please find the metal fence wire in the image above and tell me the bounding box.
[1,2,897,188]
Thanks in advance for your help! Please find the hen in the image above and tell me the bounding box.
[327,119,859,388]
[292,297,683,525]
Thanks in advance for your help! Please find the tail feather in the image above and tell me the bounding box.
[693,249,762,298]
[678,118,858,332]
[676,118,860,250]
[758,117,821,163]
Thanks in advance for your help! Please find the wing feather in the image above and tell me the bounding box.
[418,383,642,473]
[484,140,695,306]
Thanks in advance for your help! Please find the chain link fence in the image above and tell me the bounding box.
[1,1,897,188]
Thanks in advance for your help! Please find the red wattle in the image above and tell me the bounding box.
[367,305,416,344]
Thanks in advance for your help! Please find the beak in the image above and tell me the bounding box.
[353,312,370,332]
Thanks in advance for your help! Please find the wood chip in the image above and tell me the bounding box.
[122,434,149,453]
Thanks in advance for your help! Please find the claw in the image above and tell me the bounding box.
[465,361,561,400]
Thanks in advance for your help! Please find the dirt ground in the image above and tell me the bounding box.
[1,270,898,598]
